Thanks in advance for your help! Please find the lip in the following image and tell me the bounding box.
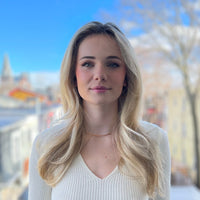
[90,86,111,92]
[91,86,111,90]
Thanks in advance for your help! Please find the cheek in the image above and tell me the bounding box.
[75,70,80,84]
[113,70,126,85]
[75,69,83,84]
[75,69,89,86]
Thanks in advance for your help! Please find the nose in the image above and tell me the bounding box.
[93,63,107,81]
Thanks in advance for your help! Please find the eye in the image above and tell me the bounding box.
[107,62,120,68]
[81,61,94,68]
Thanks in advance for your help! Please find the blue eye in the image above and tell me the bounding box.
[82,62,94,67]
[107,62,120,68]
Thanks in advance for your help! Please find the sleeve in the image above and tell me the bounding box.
[154,129,171,200]
[28,135,52,200]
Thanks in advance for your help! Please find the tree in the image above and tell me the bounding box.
[113,0,200,188]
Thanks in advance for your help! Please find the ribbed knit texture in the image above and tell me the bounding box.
[28,121,171,200]
[51,154,147,200]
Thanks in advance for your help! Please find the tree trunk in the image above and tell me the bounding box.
[188,93,200,188]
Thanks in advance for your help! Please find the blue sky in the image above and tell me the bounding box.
[1,0,192,89]
[0,0,118,75]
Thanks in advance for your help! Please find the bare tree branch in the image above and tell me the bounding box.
[114,0,200,188]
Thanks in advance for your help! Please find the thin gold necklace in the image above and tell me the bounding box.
[87,132,112,137]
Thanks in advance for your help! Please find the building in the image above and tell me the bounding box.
[9,88,48,105]
[167,88,200,183]
[0,54,60,107]
[142,94,167,128]
[0,105,62,200]
[0,108,38,199]
[0,55,31,95]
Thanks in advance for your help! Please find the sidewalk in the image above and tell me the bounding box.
[171,185,200,200]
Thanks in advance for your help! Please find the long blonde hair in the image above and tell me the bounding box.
[37,21,163,198]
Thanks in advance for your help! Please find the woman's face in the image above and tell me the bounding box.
[75,34,126,106]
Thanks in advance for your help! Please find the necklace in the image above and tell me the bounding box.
[87,132,112,137]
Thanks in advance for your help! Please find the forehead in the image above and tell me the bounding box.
[77,34,122,58]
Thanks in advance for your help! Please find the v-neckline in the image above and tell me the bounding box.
[78,153,118,181]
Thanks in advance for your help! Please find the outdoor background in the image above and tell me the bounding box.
[0,0,200,199]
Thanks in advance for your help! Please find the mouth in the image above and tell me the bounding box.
[90,86,111,92]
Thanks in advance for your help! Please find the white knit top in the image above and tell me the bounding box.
[28,121,171,200]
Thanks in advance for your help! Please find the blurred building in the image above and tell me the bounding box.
[0,54,60,107]
[0,95,24,108]
[9,88,48,106]
[0,54,14,94]
[143,94,167,128]
[0,109,38,199]
[0,105,62,200]
[0,55,31,95]
[0,54,62,199]
[167,88,200,183]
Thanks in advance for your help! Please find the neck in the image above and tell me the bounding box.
[87,132,112,137]
[83,102,118,136]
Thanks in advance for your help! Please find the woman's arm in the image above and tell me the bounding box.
[28,135,52,200]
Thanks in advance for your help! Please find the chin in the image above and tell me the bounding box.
[90,100,118,106]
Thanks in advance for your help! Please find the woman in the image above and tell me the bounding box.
[28,21,171,200]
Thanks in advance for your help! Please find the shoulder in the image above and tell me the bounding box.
[138,120,168,145]
[138,120,165,134]
[33,118,70,153]
[139,121,171,167]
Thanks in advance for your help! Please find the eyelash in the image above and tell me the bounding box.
[81,61,120,68]
[81,62,94,67]
[106,62,120,68]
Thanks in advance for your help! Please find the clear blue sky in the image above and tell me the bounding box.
[0,0,118,74]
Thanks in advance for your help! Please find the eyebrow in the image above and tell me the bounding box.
[107,56,121,60]
[80,56,95,60]
[79,56,121,60]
